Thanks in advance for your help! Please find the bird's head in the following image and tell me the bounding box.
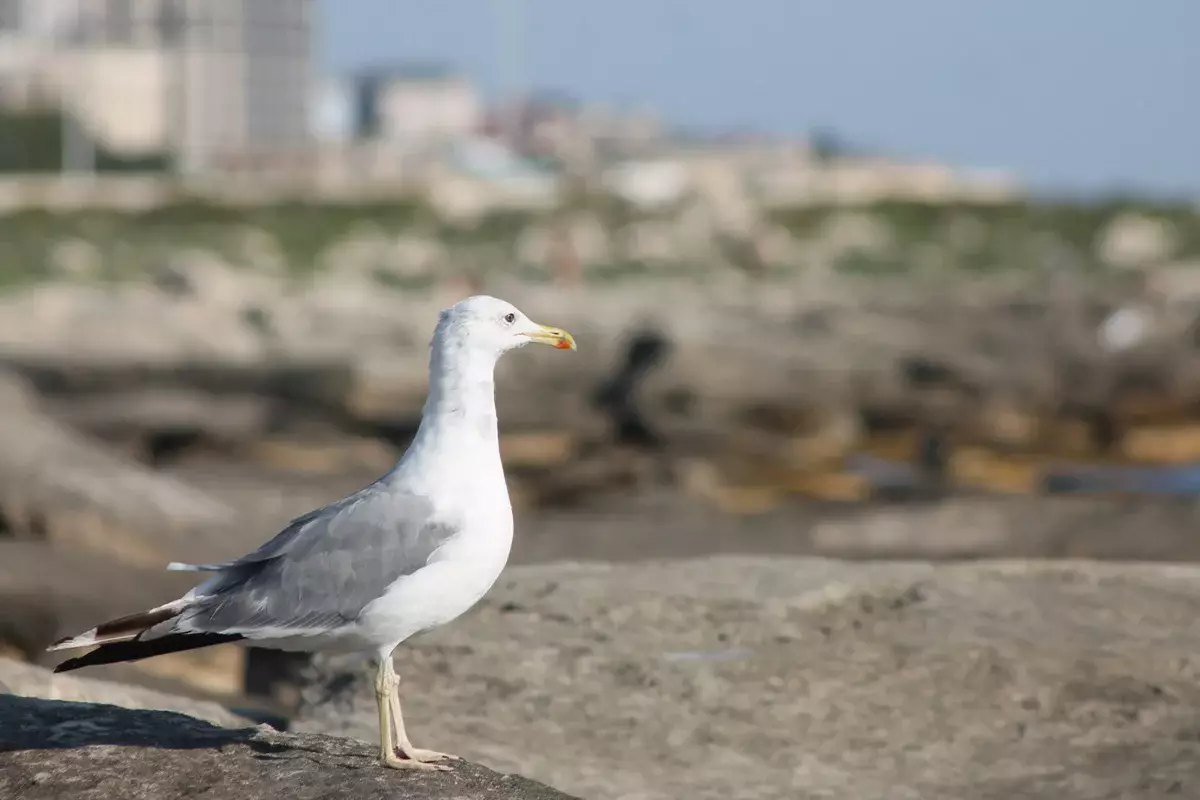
[434,295,577,360]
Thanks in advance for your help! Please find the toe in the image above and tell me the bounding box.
[397,746,459,763]
[381,755,448,771]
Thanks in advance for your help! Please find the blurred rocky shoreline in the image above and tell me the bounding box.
[4,197,1200,798]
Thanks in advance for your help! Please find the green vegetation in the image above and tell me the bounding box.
[0,199,518,285]
[770,198,1200,277]
[771,198,1197,249]
[0,193,1196,289]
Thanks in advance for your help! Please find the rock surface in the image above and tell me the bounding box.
[0,371,233,568]
[296,557,1200,800]
[0,657,251,729]
[2,274,1185,433]
[0,694,577,800]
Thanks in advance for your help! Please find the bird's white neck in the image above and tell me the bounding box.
[388,339,504,492]
[420,341,500,431]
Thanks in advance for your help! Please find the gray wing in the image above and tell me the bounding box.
[177,481,458,636]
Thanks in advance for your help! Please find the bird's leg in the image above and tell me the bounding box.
[375,658,446,771]
[385,659,459,764]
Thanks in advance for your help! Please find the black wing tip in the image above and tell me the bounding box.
[52,632,245,673]
[52,657,83,674]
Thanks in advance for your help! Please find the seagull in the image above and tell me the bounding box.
[47,295,577,771]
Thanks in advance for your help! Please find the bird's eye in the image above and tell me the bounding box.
[503,313,516,325]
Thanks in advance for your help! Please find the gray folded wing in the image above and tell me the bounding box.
[175,481,459,637]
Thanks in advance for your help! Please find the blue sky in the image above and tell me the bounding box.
[319,1,1199,198]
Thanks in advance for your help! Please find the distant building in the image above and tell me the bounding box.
[312,74,353,142]
[482,93,667,175]
[352,64,481,143]
[0,0,314,173]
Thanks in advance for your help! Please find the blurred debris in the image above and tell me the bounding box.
[591,328,671,448]
[242,648,311,711]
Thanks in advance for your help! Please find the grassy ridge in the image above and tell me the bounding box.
[0,196,1196,288]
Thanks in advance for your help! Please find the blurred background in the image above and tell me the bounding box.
[1,2,1199,798]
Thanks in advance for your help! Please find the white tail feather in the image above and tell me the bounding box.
[46,598,190,652]
[167,561,225,572]
[46,627,137,651]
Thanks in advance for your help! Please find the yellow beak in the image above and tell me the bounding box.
[525,324,577,351]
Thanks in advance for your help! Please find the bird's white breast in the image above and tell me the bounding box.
[359,427,514,646]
